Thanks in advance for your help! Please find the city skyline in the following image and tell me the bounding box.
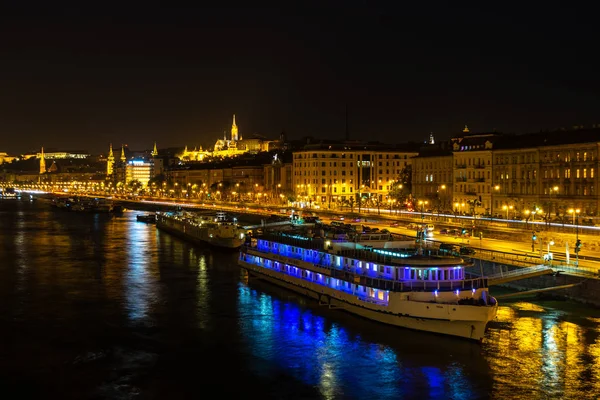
[1,3,599,155]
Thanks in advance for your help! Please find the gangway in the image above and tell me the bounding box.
[487,265,554,286]
[493,282,584,299]
[243,220,293,230]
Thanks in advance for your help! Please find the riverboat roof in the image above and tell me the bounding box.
[256,232,466,268]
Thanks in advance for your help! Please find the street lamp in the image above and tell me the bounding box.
[491,185,500,220]
[546,239,555,265]
[568,208,581,265]
[502,204,513,220]
[439,184,446,213]
[418,200,428,221]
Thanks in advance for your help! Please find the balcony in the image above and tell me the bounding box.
[465,191,478,196]
[475,178,486,182]
[455,177,467,182]
[474,164,485,169]
[456,164,467,169]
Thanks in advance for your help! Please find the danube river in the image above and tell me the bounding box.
[1,200,599,399]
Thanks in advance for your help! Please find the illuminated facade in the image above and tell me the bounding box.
[412,151,453,211]
[35,150,89,159]
[125,160,154,186]
[178,115,284,162]
[452,133,498,215]
[39,147,46,174]
[493,140,599,218]
[292,144,418,208]
[0,152,17,164]
[107,143,115,175]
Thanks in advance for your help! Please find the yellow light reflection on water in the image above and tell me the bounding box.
[485,303,600,398]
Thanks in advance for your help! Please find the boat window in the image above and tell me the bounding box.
[422,270,429,280]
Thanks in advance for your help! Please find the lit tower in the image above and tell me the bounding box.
[231,114,239,141]
[107,143,115,175]
[152,141,158,157]
[39,147,46,174]
[463,125,470,133]
[120,145,127,163]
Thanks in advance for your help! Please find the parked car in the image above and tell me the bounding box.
[380,229,390,234]
[439,228,449,235]
[407,223,419,229]
[459,246,476,255]
[390,221,400,227]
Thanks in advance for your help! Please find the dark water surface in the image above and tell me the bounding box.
[1,200,599,399]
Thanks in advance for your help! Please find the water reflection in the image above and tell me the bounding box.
[485,302,600,399]
[237,283,485,399]
[1,201,600,399]
[124,214,160,324]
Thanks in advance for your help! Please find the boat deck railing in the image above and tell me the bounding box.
[242,245,488,292]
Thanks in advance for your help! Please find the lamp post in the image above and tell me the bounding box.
[568,208,581,265]
[502,204,513,220]
[546,239,555,265]
[418,200,428,221]
[547,185,559,228]
[491,185,500,220]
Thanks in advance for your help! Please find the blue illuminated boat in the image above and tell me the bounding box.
[238,230,498,342]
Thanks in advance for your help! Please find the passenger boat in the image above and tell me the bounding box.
[238,228,498,342]
[156,210,246,250]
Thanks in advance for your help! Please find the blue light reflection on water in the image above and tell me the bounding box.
[237,284,478,399]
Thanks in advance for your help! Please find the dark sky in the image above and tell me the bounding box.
[1,2,599,155]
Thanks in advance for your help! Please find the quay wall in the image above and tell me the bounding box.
[474,260,600,307]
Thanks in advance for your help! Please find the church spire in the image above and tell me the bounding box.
[107,143,115,175]
[39,147,46,174]
[120,145,126,162]
[152,141,158,157]
[231,114,238,141]
[463,125,470,133]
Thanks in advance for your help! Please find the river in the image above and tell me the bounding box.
[0,200,598,399]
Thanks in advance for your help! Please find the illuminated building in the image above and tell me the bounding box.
[107,143,115,175]
[292,143,418,209]
[35,149,90,159]
[451,131,500,215]
[39,147,46,174]
[177,115,284,162]
[125,159,154,187]
[412,149,453,212]
[0,152,18,164]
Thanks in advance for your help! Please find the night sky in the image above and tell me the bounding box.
[1,2,599,155]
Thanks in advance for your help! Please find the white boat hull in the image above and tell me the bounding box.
[157,217,245,250]
[239,259,496,342]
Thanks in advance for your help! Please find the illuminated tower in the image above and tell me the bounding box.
[39,147,46,174]
[463,125,469,133]
[120,145,126,163]
[231,114,238,141]
[107,143,115,175]
[152,141,158,157]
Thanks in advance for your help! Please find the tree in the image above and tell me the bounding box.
[148,173,166,185]
[466,199,482,215]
